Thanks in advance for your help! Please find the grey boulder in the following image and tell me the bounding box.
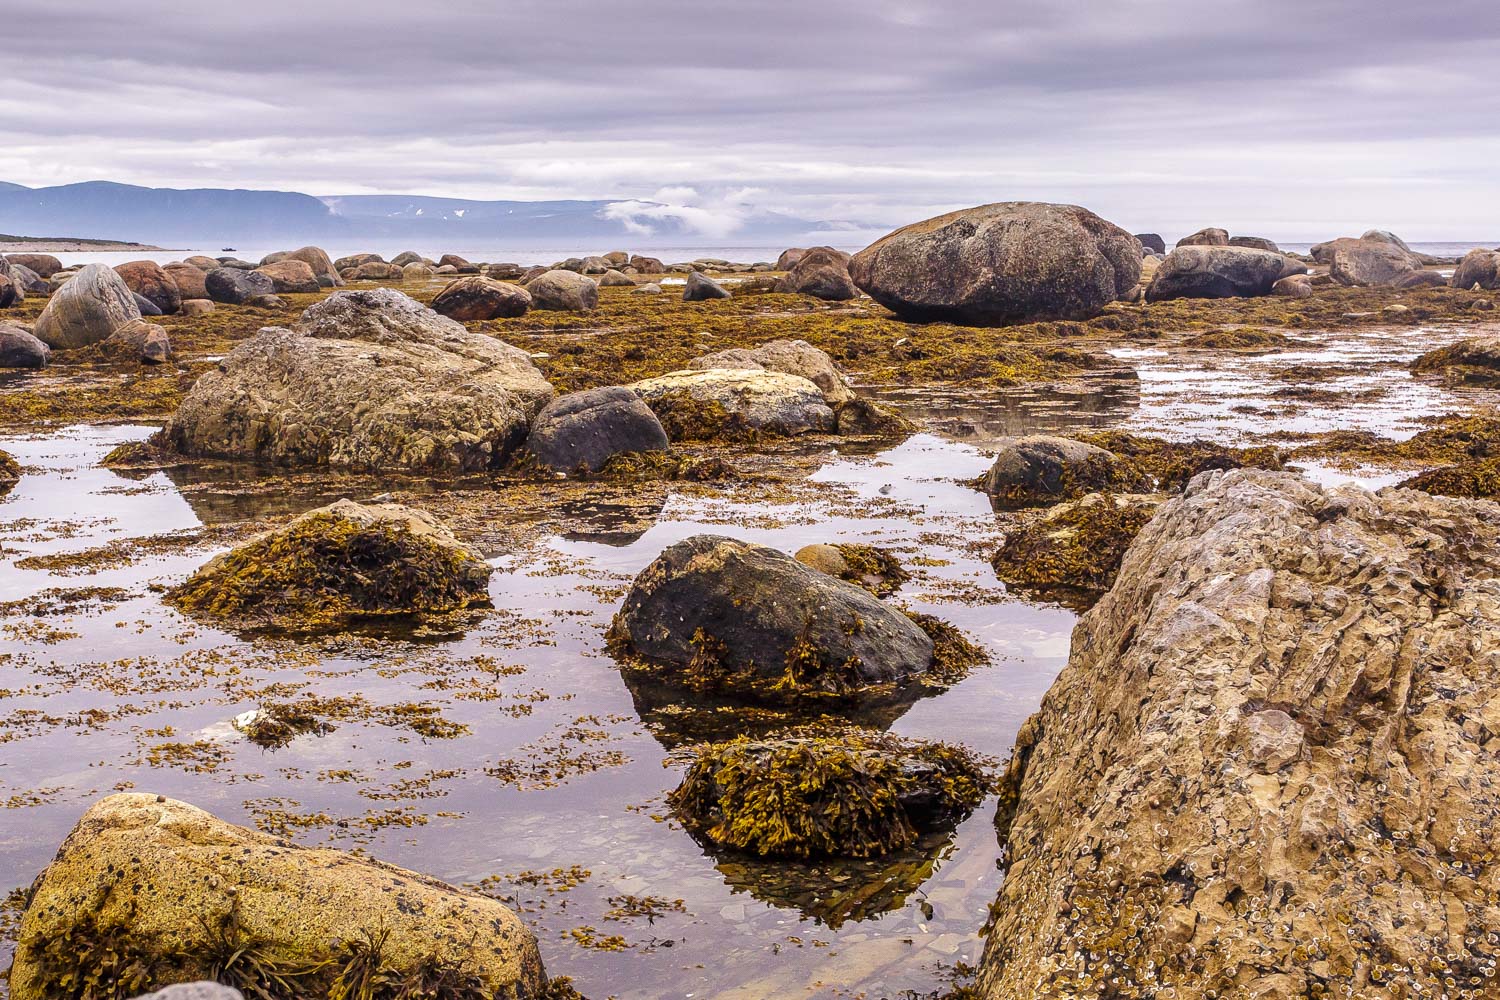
[526,386,670,474]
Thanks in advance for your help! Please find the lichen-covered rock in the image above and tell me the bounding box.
[525,386,669,474]
[774,246,857,300]
[114,260,182,315]
[632,368,835,439]
[431,275,532,320]
[205,267,275,304]
[850,202,1140,325]
[981,435,1148,507]
[1451,248,1500,290]
[254,259,321,294]
[0,323,50,368]
[526,269,598,311]
[32,263,142,349]
[1328,237,1419,287]
[683,271,731,301]
[1146,246,1303,301]
[608,535,945,703]
[991,492,1160,603]
[669,728,990,858]
[979,469,1500,999]
[794,542,909,597]
[164,289,553,471]
[8,793,546,1000]
[689,338,855,405]
[170,498,492,628]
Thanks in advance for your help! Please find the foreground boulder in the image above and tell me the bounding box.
[608,535,947,703]
[1146,245,1303,301]
[632,369,834,439]
[8,793,545,1000]
[1327,237,1419,287]
[171,498,492,628]
[32,264,142,349]
[205,266,275,304]
[0,324,50,368]
[981,435,1147,506]
[850,202,1140,325]
[525,386,669,474]
[1452,248,1500,290]
[114,260,182,315]
[979,469,1500,998]
[689,338,855,405]
[526,268,598,311]
[431,275,532,320]
[774,246,857,300]
[669,728,989,858]
[164,288,553,471]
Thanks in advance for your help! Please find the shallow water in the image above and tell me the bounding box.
[1,321,1494,999]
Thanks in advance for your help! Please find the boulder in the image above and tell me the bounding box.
[1392,269,1447,289]
[280,246,341,286]
[431,275,532,320]
[774,246,857,300]
[669,729,989,858]
[171,498,492,626]
[683,271,731,301]
[1133,233,1166,255]
[776,247,807,270]
[164,288,553,472]
[105,319,172,364]
[402,262,436,280]
[849,202,1140,325]
[247,294,287,310]
[979,469,1500,999]
[599,269,636,287]
[1328,238,1419,287]
[0,323,50,368]
[631,368,835,439]
[629,255,666,274]
[634,282,662,295]
[438,253,474,271]
[179,299,214,317]
[607,534,937,701]
[519,265,548,283]
[1145,245,1304,301]
[391,250,424,267]
[794,542,909,597]
[354,260,401,281]
[134,292,163,316]
[689,339,855,405]
[1271,273,1313,298]
[485,262,525,280]
[1410,334,1500,380]
[0,273,18,308]
[334,252,384,270]
[981,435,1147,506]
[1451,248,1500,290]
[4,252,62,278]
[204,267,275,304]
[183,255,220,271]
[32,263,142,349]
[1175,227,1229,247]
[254,259,321,294]
[525,386,670,474]
[526,269,598,311]
[604,250,629,266]
[1228,235,1279,252]
[7,262,48,296]
[162,262,208,300]
[215,257,256,269]
[580,255,611,275]
[8,793,545,1000]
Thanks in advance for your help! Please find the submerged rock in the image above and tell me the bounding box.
[979,469,1500,998]
[526,269,598,311]
[431,275,533,320]
[0,324,51,368]
[632,368,835,439]
[991,492,1161,603]
[689,338,855,405]
[165,288,553,471]
[682,271,731,301]
[8,793,545,1000]
[170,498,492,628]
[849,201,1140,325]
[608,535,967,704]
[525,386,670,474]
[669,728,990,859]
[1145,245,1303,301]
[115,260,182,315]
[1451,248,1500,290]
[981,435,1147,507]
[774,246,857,300]
[32,263,142,349]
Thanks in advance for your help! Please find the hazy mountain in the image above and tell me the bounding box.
[0,181,841,246]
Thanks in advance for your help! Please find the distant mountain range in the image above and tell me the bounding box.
[0,181,845,246]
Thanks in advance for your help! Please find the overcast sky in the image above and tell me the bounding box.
[3,0,1497,241]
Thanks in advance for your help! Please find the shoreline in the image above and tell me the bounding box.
[0,238,174,252]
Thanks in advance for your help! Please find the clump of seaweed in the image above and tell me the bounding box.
[1409,338,1500,385]
[1290,414,1500,468]
[1397,458,1500,498]
[1181,327,1292,351]
[796,542,911,596]
[0,448,19,483]
[668,727,992,859]
[992,493,1160,606]
[1077,431,1283,491]
[235,701,338,749]
[642,390,761,443]
[593,450,734,481]
[23,907,165,1000]
[904,612,990,683]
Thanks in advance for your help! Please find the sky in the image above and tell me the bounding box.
[2,0,1498,242]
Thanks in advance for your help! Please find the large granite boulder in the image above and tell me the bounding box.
[114,261,182,315]
[979,469,1500,998]
[689,339,855,405]
[6,262,48,296]
[631,368,835,439]
[0,259,24,306]
[431,275,533,320]
[526,269,598,311]
[280,245,342,286]
[849,202,1140,325]
[1175,227,1230,247]
[8,793,545,1000]
[1327,237,1419,287]
[1145,246,1303,301]
[0,324,50,368]
[205,267,275,304]
[254,259,321,294]
[629,255,666,274]
[1452,249,1500,290]
[1228,235,1280,252]
[774,246,857,300]
[163,262,208,300]
[608,535,938,702]
[4,252,62,278]
[525,386,669,474]
[32,263,142,349]
[164,288,553,471]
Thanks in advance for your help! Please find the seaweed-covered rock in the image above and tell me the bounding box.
[525,386,669,474]
[1078,429,1284,490]
[631,369,835,440]
[0,448,18,494]
[114,260,182,315]
[164,289,552,471]
[526,269,598,311]
[170,498,492,628]
[431,275,532,320]
[205,267,275,304]
[1328,237,1419,287]
[608,535,948,703]
[0,323,50,368]
[1175,227,1229,247]
[774,246,857,300]
[254,259,321,294]
[849,202,1140,325]
[1451,248,1500,290]
[978,470,1500,998]
[669,729,990,859]
[32,263,142,349]
[1145,246,1303,301]
[1410,334,1500,384]
[689,339,855,405]
[794,543,909,597]
[7,793,545,1000]
[981,435,1147,507]
[682,271,731,301]
[991,492,1160,603]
